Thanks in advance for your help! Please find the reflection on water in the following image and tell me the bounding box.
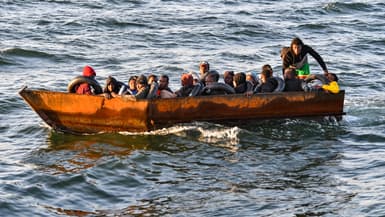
[28,123,243,174]
[42,132,174,174]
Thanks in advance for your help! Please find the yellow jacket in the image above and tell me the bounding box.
[322,81,339,94]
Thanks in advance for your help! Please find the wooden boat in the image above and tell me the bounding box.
[19,86,345,134]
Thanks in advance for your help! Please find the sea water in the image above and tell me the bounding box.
[1,1,385,216]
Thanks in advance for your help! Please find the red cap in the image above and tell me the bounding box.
[83,65,96,77]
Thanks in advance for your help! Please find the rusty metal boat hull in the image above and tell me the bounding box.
[19,87,345,134]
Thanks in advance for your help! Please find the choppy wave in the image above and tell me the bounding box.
[0,48,59,63]
[0,57,13,65]
[324,2,376,13]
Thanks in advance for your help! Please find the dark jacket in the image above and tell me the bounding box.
[284,78,304,92]
[175,86,194,97]
[282,44,328,75]
[255,78,278,93]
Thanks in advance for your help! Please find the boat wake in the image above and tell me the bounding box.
[196,124,241,153]
[119,122,241,152]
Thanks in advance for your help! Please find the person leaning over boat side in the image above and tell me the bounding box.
[282,37,329,79]
[254,69,278,93]
[223,70,234,88]
[283,68,304,92]
[158,74,176,98]
[75,65,98,95]
[175,73,194,97]
[322,73,339,93]
[305,73,340,94]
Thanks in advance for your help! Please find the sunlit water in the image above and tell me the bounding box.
[1,1,385,216]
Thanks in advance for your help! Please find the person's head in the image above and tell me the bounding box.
[233,72,246,87]
[280,47,290,59]
[246,71,258,85]
[284,68,297,80]
[83,65,96,77]
[262,64,273,77]
[136,75,148,90]
[290,37,304,56]
[148,74,158,84]
[181,73,193,87]
[189,71,200,85]
[199,61,210,75]
[159,74,169,90]
[128,76,137,90]
[260,69,272,83]
[205,72,218,86]
[223,70,234,87]
[209,70,219,81]
[327,73,338,82]
[105,76,118,93]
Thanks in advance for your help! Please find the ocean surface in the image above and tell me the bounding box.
[1,0,385,216]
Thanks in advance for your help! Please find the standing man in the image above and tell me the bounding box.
[282,37,329,79]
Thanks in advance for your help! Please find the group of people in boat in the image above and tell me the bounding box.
[69,37,340,99]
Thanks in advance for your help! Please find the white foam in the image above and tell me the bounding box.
[196,125,241,153]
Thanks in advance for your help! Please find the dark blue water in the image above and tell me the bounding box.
[1,1,385,216]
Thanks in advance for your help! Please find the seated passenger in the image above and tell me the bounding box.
[199,61,210,85]
[262,64,274,77]
[246,71,259,88]
[76,65,98,95]
[233,72,248,94]
[200,71,235,95]
[158,74,176,98]
[190,71,200,85]
[124,74,149,100]
[147,74,159,99]
[122,76,138,95]
[148,74,158,84]
[255,69,278,93]
[223,70,234,88]
[283,68,304,92]
[103,76,122,98]
[204,72,217,86]
[175,73,194,97]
